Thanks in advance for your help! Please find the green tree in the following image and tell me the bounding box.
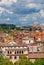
[0,55,13,65]
[14,55,33,65]
[34,59,44,65]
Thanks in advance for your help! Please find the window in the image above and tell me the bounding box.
[14,56,17,59]
[29,40,30,43]
[8,51,9,54]
[15,51,16,54]
[10,51,12,54]
[19,51,21,54]
[22,51,23,54]
[17,51,18,54]
[19,51,23,54]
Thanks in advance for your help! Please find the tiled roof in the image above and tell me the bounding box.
[28,43,37,46]
[0,42,27,47]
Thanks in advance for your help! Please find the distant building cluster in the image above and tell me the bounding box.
[0,25,44,63]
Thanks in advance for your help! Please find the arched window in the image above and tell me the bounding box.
[17,51,18,54]
[19,51,21,54]
[10,51,12,54]
[22,51,23,54]
[15,51,16,54]
[14,56,17,59]
[8,51,9,54]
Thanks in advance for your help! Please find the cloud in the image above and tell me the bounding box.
[26,3,37,8]
[32,16,37,21]
[0,0,17,6]
[0,0,44,25]
[18,0,44,4]
[13,0,17,3]
[0,7,4,14]
[26,0,44,3]
[14,8,40,14]
[19,15,29,21]
[0,7,13,15]
[6,18,10,21]
[26,3,44,9]
[40,10,44,17]
[6,10,13,14]
[18,14,34,25]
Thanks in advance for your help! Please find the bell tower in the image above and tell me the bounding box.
[32,20,40,31]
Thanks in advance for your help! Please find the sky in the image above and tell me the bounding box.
[0,0,44,26]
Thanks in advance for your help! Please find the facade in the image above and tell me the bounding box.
[0,42,28,63]
[0,41,44,63]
